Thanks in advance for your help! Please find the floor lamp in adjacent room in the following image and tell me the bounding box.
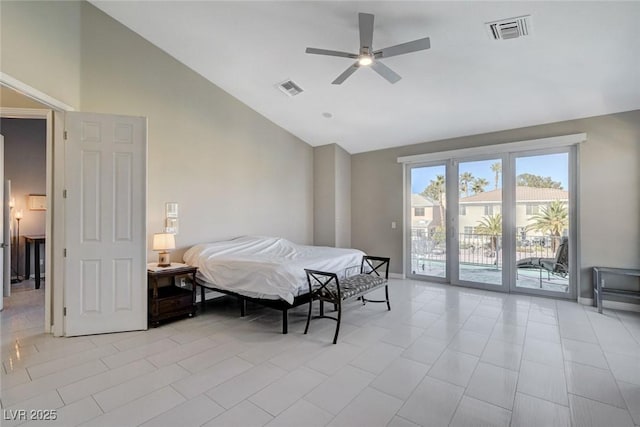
[12,209,22,283]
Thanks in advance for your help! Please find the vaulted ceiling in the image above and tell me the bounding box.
[90,1,640,153]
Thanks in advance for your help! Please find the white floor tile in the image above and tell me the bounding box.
[206,362,287,409]
[450,396,511,427]
[461,314,497,335]
[447,330,490,356]
[141,394,224,427]
[511,392,570,427]
[480,339,523,371]
[266,399,334,427]
[3,360,108,407]
[202,400,273,427]
[268,340,330,371]
[401,335,447,365]
[568,394,634,427]
[526,321,561,343]
[427,349,479,387]
[558,320,598,344]
[1,368,31,389]
[57,359,157,404]
[81,386,186,427]
[146,337,218,367]
[249,366,327,416]
[618,381,640,425]
[398,376,464,426]
[605,352,640,385]
[101,338,179,369]
[0,390,64,427]
[401,310,441,329]
[22,396,103,427]
[465,362,518,410]
[522,337,564,368]
[564,361,626,408]
[305,342,364,376]
[380,325,425,348]
[305,365,374,415]
[517,360,568,406]
[172,356,253,399]
[386,416,419,427]
[92,363,190,412]
[369,357,430,400]
[561,338,608,369]
[328,387,402,427]
[349,341,403,374]
[27,345,117,379]
[176,340,250,374]
[490,323,526,345]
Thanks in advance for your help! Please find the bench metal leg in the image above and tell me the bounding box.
[282,309,288,334]
[385,285,391,311]
[333,301,342,344]
[200,286,206,312]
[304,300,313,335]
[239,297,246,317]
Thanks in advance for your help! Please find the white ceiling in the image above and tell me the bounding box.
[90,1,640,154]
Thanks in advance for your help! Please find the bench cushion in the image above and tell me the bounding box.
[318,274,387,300]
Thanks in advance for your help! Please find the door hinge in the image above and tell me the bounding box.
[64,130,68,140]
[63,248,67,257]
[63,307,67,316]
[63,189,67,199]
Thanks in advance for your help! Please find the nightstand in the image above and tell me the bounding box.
[147,263,197,327]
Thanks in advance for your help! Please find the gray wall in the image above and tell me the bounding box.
[352,110,640,298]
[0,118,47,277]
[313,143,351,248]
[1,1,314,260]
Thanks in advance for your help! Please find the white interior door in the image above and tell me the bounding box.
[64,112,147,336]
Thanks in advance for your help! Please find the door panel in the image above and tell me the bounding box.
[408,164,447,280]
[455,158,504,289]
[1,135,4,308]
[513,152,570,295]
[64,112,147,336]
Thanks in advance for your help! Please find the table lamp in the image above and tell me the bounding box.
[153,232,175,267]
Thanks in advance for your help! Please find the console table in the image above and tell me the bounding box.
[593,267,640,313]
[24,235,46,289]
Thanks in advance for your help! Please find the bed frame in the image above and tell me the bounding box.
[196,278,311,334]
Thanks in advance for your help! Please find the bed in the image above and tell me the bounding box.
[183,236,366,333]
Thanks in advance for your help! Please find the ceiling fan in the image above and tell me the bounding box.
[306,12,431,85]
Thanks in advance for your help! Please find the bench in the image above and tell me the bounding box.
[304,256,390,344]
[593,267,640,314]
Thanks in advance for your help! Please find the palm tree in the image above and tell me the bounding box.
[490,162,502,190]
[476,213,502,255]
[459,172,474,197]
[471,178,489,194]
[526,200,568,251]
[421,175,446,231]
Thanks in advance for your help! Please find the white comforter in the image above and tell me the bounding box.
[183,236,365,304]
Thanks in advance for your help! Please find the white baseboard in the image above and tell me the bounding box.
[578,297,640,313]
[389,273,405,279]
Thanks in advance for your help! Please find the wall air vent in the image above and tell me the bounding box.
[486,15,532,40]
[277,79,304,97]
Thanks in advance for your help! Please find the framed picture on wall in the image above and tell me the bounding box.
[28,194,46,211]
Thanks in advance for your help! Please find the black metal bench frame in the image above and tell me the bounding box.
[304,256,390,344]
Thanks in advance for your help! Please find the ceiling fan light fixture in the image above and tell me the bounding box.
[358,55,373,66]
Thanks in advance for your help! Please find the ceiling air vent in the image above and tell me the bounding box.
[486,15,531,40]
[277,79,304,97]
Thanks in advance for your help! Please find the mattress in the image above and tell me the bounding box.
[183,236,365,304]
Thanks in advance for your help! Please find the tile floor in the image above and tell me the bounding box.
[1,278,640,426]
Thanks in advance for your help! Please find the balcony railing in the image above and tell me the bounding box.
[411,230,563,267]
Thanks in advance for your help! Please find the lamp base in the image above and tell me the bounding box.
[158,252,171,267]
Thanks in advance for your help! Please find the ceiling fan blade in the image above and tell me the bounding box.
[306,47,358,59]
[359,13,375,50]
[371,61,401,84]
[332,62,360,85]
[374,37,431,59]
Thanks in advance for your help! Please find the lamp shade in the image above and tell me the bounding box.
[15,209,23,220]
[152,233,175,251]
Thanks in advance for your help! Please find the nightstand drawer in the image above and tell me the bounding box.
[148,264,198,326]
[156,290,193,313]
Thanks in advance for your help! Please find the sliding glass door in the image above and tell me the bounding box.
[406,147,576,299]
[454,158,506,290]
[512,151,572,296]
[408,163,447,280]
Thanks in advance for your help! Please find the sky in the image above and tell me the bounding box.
[411,153,569,194]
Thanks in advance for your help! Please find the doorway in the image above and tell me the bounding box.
[0,116,49,330]
[405,141,577,300]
